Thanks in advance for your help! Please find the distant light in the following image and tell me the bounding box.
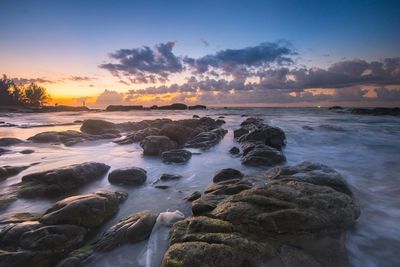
[317,105,321,108]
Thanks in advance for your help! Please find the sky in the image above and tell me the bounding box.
[1,0,400,107]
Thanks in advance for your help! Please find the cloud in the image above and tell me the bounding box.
[184,41,296,77]
[99,41,183,84]
[69,76,95,82]
[12,77,55,85]
[200,38,209,47]
[95,89,126,105]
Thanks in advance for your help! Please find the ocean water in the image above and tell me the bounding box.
[0,107,399,267]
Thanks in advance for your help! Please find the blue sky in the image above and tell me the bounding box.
[0,0,399,106]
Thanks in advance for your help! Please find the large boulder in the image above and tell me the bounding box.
[186,128,227,149]
[80,119,120,135]
[40,190,127,229]
[108,167,147,186]
[162,164,360,267]
[17,162,110,198]
[162,149,192,163]
[140,136,177,156]
[264,161,353,196]
[238,125,286,150]
[159,123,192,145]
[240,143,286,166]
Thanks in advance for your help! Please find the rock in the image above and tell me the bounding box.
[328,106,344,110]
[213,168,244,183]
[40,190,127,229]
[0,212,42,224]
[158,103,188,110]
[238,125,286,150]
[218,116,225,118]
[140,136,178,156]
[160,173,183,181]
[108,167,147,186]
[20,149,34,154]
[264,161,353,196]
[0,249,58,267]
[114,128,160,145]
[229,146,240,155]
[19,224,87,251]
[0,138,24,146]
[302,125,314,131]
[80,119,119,135]
[28,130,119,146]
[233,127,248,139]
[163,166,360,267]
[192,115,200,118]
[0,165,31,180]
[351,107,400,116]
[185,191,201,201]
[159,123,192,145]
[188,105,206,110]
[94,210,157,251]
[155,185,170,189]
[105,105,144,111]
[186,128,227,149]
[216,119,225,126]
[241,143,286,166]
[17,162,110,197]
[162,149,192,163]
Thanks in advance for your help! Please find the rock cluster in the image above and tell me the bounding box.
[234,118,286,166]
[0,190,127,267]
[162,162,360,267]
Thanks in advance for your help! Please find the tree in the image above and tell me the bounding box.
[23,83,51,106]
[0,75,17,105]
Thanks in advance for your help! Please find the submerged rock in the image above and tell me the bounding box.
[238,125,286,150]
[162,164,360,267]
[162,149,192,163]
[108,167,147,186]
[140,136,178,156]
[160,173,183,181]
[40,190,127,229]
[17,162,110,197]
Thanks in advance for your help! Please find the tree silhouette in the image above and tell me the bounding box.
[23,83,51,106]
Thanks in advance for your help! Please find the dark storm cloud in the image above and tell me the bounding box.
[184,41,296,75]
[99,41,183,83]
